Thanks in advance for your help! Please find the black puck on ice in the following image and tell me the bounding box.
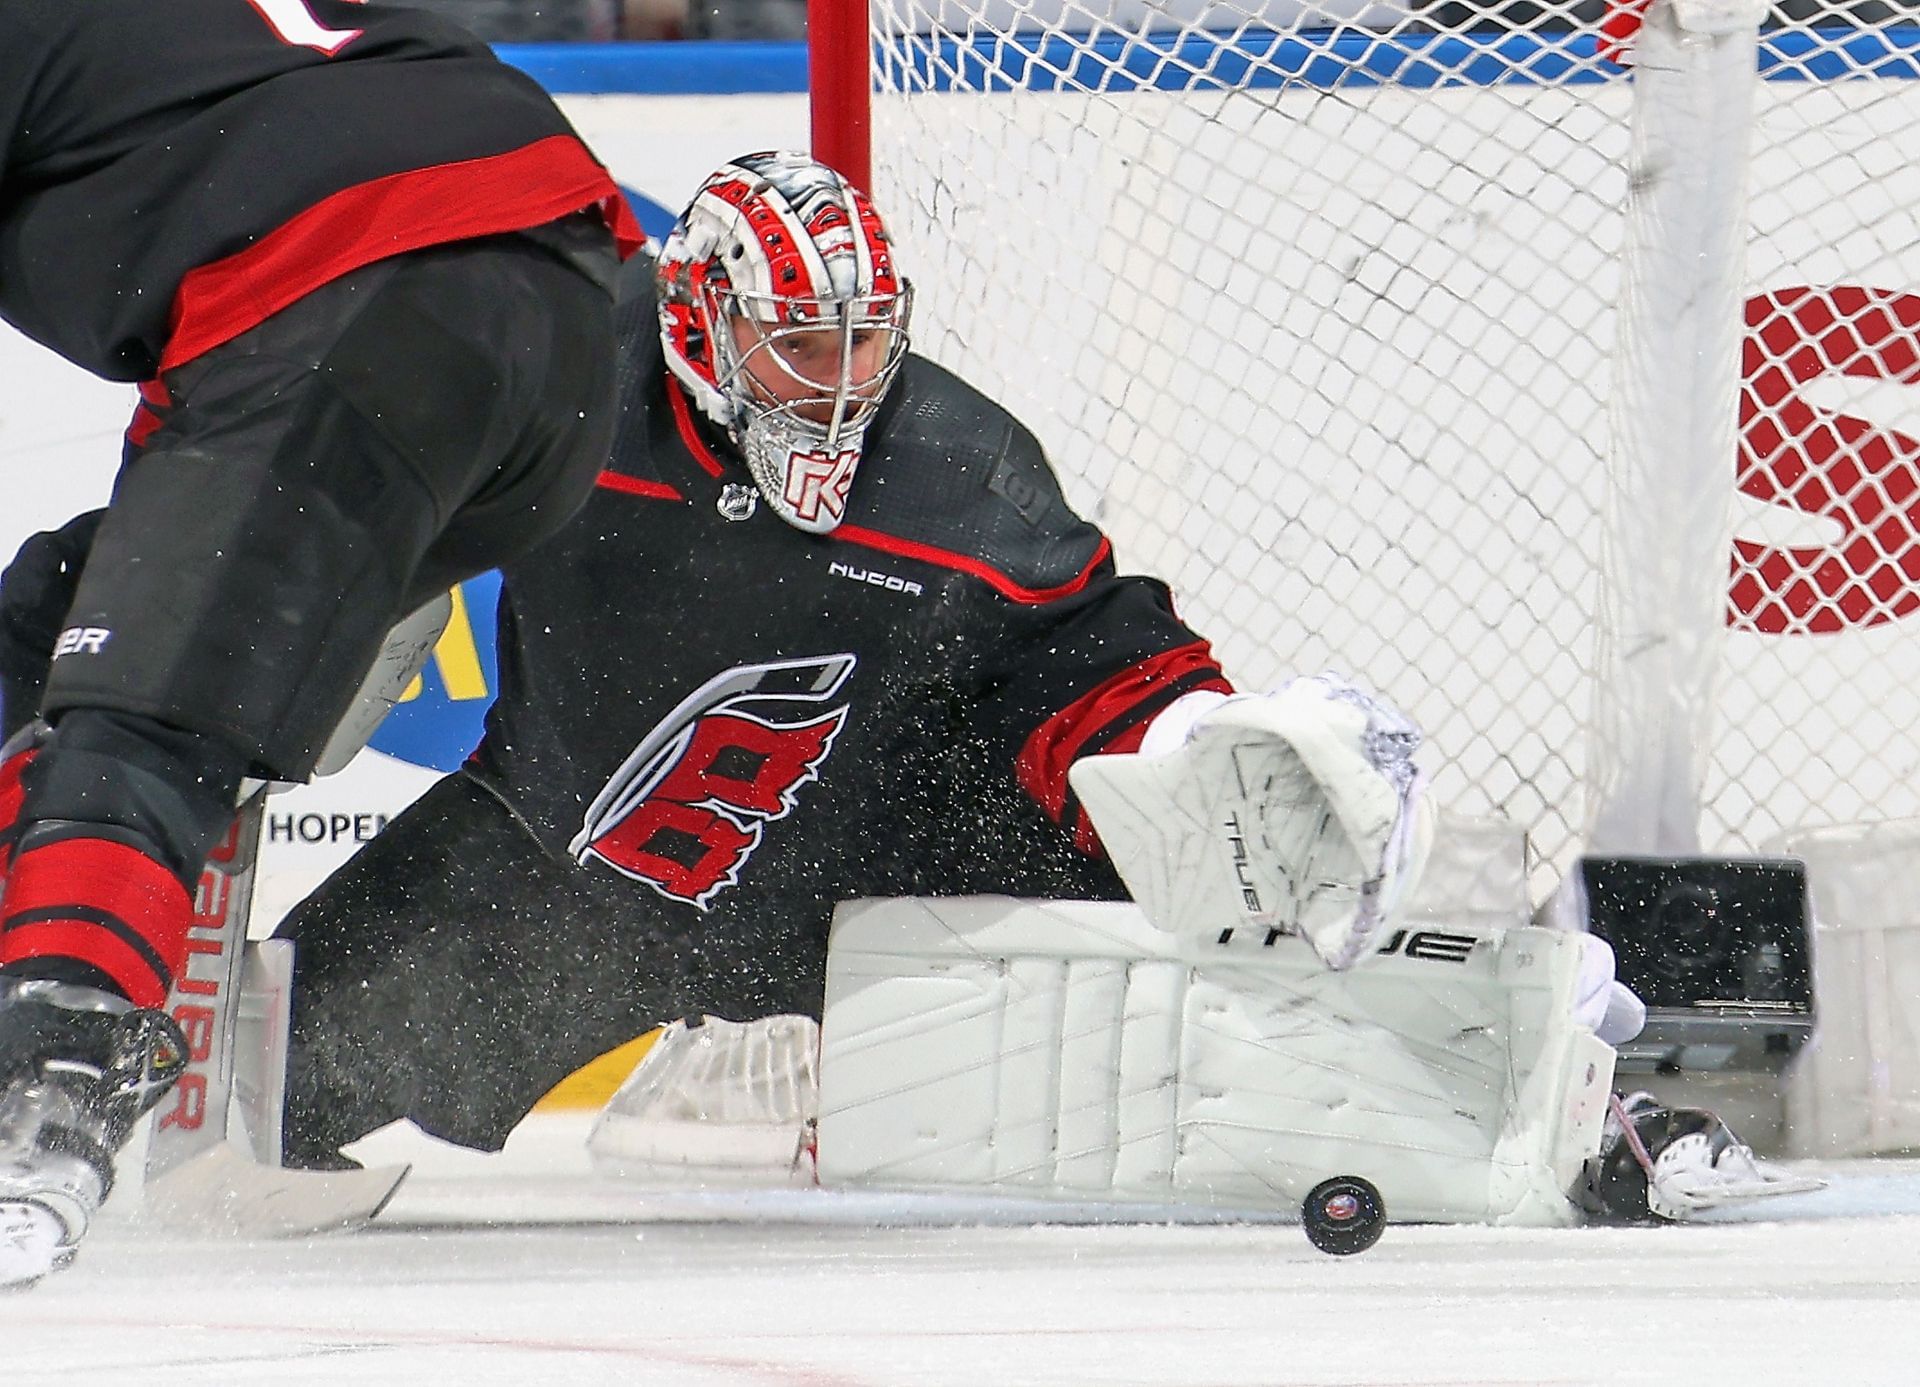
[1302,1176,1386,1256]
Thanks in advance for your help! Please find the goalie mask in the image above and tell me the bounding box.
[658,153,913,534]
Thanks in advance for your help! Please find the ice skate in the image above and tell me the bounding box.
[1583,1091,1825,1223]
[0,979,187,1288]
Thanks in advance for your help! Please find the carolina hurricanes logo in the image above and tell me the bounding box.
[570,655,856,907]
[784,449,860,525]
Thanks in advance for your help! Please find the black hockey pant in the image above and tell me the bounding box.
[0,219,619,1003]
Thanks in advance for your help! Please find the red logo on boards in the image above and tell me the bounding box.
[571,655,856,907]
[1736,286,1920,635]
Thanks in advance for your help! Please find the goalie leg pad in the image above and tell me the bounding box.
[816,897,1613,1225]
[587,1014,821,1188]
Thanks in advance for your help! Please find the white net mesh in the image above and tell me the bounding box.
[860,3,1920,896]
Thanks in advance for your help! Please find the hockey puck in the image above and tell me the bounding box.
[1301,1176,1386,1256]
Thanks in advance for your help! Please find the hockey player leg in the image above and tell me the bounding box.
[136,603,450,1233]
[0,799,209,1286]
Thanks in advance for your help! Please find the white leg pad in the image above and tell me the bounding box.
[588,1015,822,1187]
[817,898,1614,1225]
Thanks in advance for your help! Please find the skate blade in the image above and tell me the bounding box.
[1658,1167,1829,1218]
[140,1141,408,1237]
[1681,1170,1828,1209]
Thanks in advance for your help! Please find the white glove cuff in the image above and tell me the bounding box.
[1137,689,1235,758]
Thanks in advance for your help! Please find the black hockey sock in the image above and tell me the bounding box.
[16,708,249,887]
[0,954,124,1000]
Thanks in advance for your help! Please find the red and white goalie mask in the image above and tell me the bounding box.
[657,153,913,534]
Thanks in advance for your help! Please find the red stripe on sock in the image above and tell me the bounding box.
[0,838,192,1008]
[0,919,171,1009]
[0,745,34,875]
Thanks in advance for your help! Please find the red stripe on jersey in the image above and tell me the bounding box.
[596,471,684,502]
[0,837,193,1009]
[125,378,173,450]
[1015,639,1234,824]
[159,135,641,373]
[835,526,1114,607]
[666,381,729,478]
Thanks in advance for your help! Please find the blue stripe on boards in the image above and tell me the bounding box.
[497,28,1920,96]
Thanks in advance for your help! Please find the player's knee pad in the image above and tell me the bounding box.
[310,593,452,778]
[815,897,1615,1226]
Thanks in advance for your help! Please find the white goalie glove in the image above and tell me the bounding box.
[1068,674,1434,970]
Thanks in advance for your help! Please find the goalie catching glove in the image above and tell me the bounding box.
[1069,674,1433,970]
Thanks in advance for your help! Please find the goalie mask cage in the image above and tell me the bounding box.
[810,0,1920,898]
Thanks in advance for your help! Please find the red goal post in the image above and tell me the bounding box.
[809,0,872,195]
[807,0,1920,900]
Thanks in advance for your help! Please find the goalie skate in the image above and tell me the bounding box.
[1586,1091,1825,1222]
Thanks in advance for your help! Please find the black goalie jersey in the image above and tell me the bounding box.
[481,269,1233,909]
[274,263,1233,1158]
[0,0,637,381]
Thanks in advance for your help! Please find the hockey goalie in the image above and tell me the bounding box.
[0,155,1812,1286]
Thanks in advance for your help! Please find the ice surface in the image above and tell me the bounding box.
[10,1116,1920,1385]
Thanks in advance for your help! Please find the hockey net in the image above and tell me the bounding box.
[817,0,1920,896]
